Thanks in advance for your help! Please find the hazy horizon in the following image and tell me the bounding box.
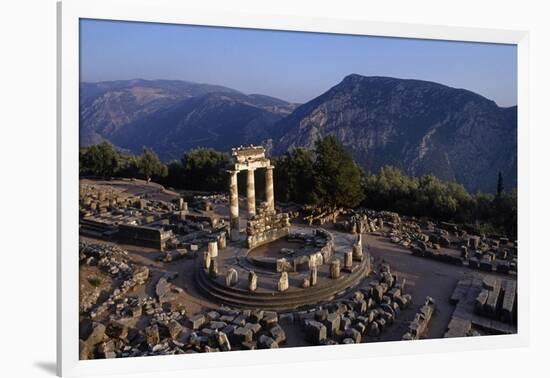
[80,19,518,107]
[80,74,518,108]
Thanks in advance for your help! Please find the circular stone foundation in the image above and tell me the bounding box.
[195,227,372,311]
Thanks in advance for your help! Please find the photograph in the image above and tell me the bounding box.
[77,18,518,360]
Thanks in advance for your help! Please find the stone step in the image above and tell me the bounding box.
[195,258,369,311]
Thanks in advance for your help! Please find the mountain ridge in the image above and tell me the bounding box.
[79,79,296,148]
[272,74,517,192]
[79,75,517,193]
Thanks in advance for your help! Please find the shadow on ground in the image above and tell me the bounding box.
[34,361,56,376]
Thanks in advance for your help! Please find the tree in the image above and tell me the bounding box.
[137,148,167,182]
[116,155,140,179]
[363,166,418,215]
[161,160,185,189]
[181,148,230,191]
[360,165,517,238]
[80,141,119,178]
[274,148,316,204]
[313,136,364,208]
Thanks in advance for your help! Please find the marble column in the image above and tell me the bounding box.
[229,170,240,241]
[246,169,256,218]
[265,165,275,212]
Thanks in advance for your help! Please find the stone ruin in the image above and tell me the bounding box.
[402,296,436,340]
[342,207,519,276]
[80,180,230,255]
[303,206,344,226]
[298,262,413,345]
[79,241,151,320]
[196,225,373,310]
[269,229,334,273]
[246,204,291,249]
[80,257,415,359]
[445,275,517,338]
[474,277,516,323]
[226,145,291,247]
[227,145,276,240]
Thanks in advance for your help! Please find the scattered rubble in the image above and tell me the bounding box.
[402,297,435,340]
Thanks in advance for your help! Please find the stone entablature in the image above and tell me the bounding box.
[230,145,272,171]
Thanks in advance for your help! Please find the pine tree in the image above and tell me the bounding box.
[313,136,364,208]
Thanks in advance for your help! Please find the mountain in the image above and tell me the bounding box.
[79,79,297,150]
[273,74,517,193]
[80,76,517,193]
[110,92,287,160]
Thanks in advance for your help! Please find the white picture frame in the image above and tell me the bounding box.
[57,0,529,376]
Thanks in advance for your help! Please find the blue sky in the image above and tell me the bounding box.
[80,19,517,107]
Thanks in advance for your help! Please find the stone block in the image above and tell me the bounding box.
[208,257,219,278]
[330,258,341,279]
[475,289,489,314]
[248,271,258,292]
[305,320,327,344]
[244,322,262,335]
[324,312,341,337]
[501,280,517,323]
[167,320,183,339]
[225,268,239,287]
[188,314,206,330]
[206,311,220,321]
[209,321,227,330]
[257,334,279,349]
[310,267,318,287]
[208,241,218,258]
[345,327,362,343]
[340,316,352,331]
[315,309,329,322]
[145,324,160,348]
[261,311,278,329]
[354,322,367,335]
[278,272,289,292]
[231,314,247,327]
[216,331,231,351]
[81,321,106,346]
[232,327,253,343]
[250,310,264,323]
[276,258,294,273]
[344,250,353,269]
[269,324,287,344]
[484,283,502,317]
[241,341,257,350]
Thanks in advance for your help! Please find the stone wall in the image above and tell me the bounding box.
[275,229,334,272]
[246,205,290,249]
[117,224,174,251]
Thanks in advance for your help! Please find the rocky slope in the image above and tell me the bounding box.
[273,75,517,192]
[110,92,286,160]
[80,79,296,151]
